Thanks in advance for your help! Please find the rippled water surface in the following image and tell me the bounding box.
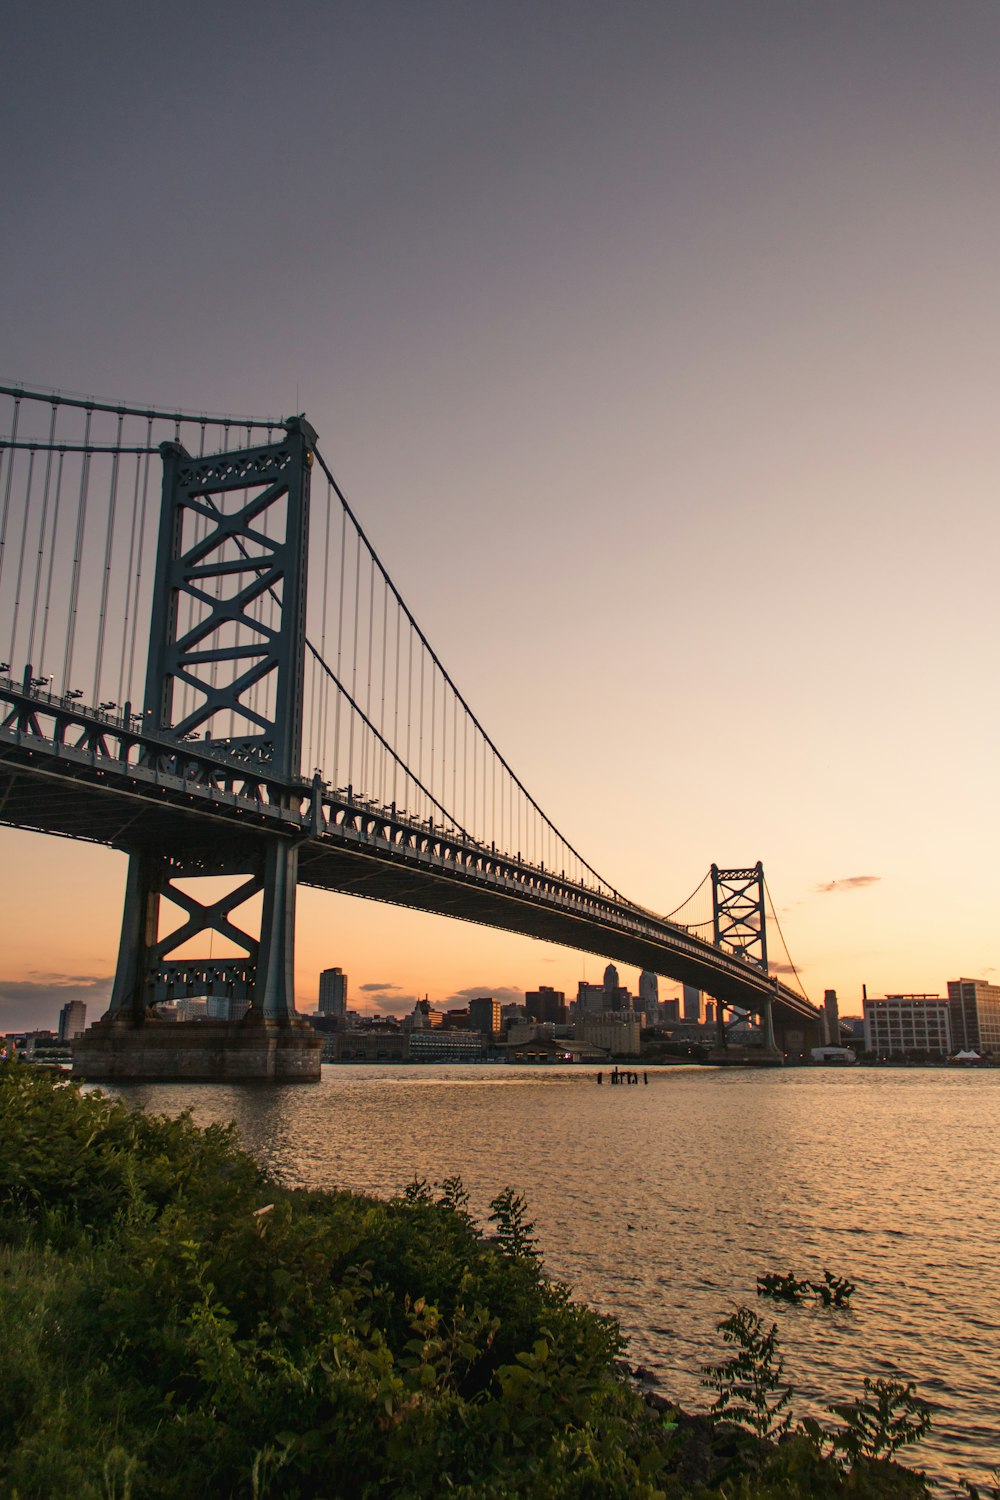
[110,1064,1000,1491]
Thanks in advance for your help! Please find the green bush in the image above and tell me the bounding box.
[0,1063,938,1499]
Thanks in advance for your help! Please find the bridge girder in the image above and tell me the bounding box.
[0,685,818,1031]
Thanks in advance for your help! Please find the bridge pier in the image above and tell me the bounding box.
[71,1012,321,1083]
[71,419,322,1081]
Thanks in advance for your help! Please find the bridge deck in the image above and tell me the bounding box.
[0,685,817,1028]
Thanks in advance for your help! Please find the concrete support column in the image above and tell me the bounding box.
[256,840,299,1020]
[108,850,159,1021]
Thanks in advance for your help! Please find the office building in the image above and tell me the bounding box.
[602,963,631,1010]
[947,978,1000,1055]
[638,970,659,1024]
[682,984,701,1022]
[863,995,952,1058]
[577,1011,641,1057]
[575,981,604,1014]
[525,986,566,1024]
[662,997,680,1022]
[469,995,502,1036]
[823,989,841,1045]
[409,1028,485,1062]
[319,967,348,1017]
[57,1000,87,1042]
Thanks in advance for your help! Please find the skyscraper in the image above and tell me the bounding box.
[57,1000,86,1042]
[638,970,659,1024]
[602,963,631,1010]
[525,986,566,1024]
[319,967,348,1017]
[468,995,502,1036]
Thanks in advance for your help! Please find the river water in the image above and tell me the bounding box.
[108,1064,1000,1492]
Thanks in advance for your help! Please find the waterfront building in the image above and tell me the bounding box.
[408,1028,485,1062]
[442,1007,470,1029]
[332,1029,409,1062]
[863,994,952,1058]
[506,1020,554,1046]
[525,986,567,1024]
[575,981,605,1015]
[682,984,701,1022]
[318,967,348,1017]
[947,978,1000,1055]
[577,1011,641,1057]
[469,995,502,1036]
[57,1000,86,1042]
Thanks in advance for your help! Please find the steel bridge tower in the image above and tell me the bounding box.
[711,862,778,1053]
[79,420,322,1079]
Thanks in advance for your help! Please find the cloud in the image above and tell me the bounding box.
[769,962,800,975]
[0,974,112,1034]
[359,982,401,992]
[815,876,881,894]
[446,985,524,1005]
[352,992,420,1016]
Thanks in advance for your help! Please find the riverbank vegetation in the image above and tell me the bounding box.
[0,1064,937,1497]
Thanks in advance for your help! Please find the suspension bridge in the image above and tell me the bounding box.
[0,385,823,1078]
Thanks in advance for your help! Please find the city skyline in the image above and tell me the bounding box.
[3,2,999,1032]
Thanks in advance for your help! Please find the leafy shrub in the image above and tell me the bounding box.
[703,1306,794,1440]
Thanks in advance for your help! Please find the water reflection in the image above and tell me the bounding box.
[109,1065,1000,1493]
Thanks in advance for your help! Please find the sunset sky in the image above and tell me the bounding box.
[2,1,998,1032]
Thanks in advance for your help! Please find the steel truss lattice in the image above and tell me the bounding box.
[109,421,316,1022]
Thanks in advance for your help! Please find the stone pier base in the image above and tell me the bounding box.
[71,1014,322,1082]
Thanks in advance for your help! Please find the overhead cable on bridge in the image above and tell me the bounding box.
[309,442,625,901]
[762,873,811,1003]
[0,384,281,432]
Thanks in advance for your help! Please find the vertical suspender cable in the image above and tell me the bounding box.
[392,599,401,805]
[333,508,346,782]
[379,575,388,801]
[0,396,21,598]
[126,425,153,709]
[92,413,124,705]
[8,447,36,669]
[316,480,332,775]
[430,663,436,813]
[418,647,425,800]
[348,525,361,789]
[116,448,143,708]
[62,408,93,694]
[451,688,458,824]
[363,551,375,795]
[405,623,413,794]
[39,452,65,675]
[27,404,58,673]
